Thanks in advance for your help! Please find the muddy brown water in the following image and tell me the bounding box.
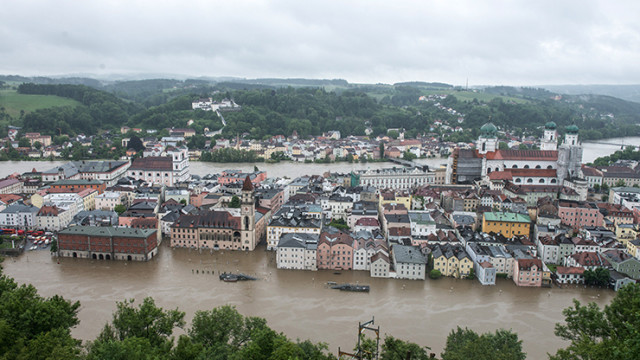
[4,243,614,359]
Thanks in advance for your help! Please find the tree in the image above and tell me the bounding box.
[551,283,640,360]
[186,135,206,150]
[50,239,58,253]
[114,204,127,215]
[229,196,241,208]
[387,130,399,139]
[429,269,441,279]
[614,179,626,187]
[379,142,385,158]
[96,297,185,348]
[0,274,82,358]
[466,268,476,280]
[403,151,417,161]
[328,218,349,231]
[380,335,432,360]
[33,141,42,150]
[498,142,509,150]
[18,137,30,147]
[583,267,609,287]
[441,327,525,360]
[128,135,145,152]
[189,305,267,353]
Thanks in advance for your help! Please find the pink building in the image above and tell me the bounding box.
[513,259,543,287]
[317,231,354,270]
[557,200,604,229]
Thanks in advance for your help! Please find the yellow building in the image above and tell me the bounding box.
[432,244,472,279]
[482,212,531,237]
[616,224,638,246]
[379,190,412,211]
[626,239,640,259]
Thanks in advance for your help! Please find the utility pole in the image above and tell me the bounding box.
[338,317,380,360]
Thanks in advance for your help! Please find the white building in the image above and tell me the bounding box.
[41,161,129,186]
[357,166,436,190]
[266,206,322,250]
[36,205,73,231]
[408,211,437,237]
[0,202,40,228]
[391,244,427,280]
[477,261,497,285]
[95,191,126,211]
[276,233,318,271]
[127,147,190,186]
[0,179,23,194]
[370,252,390,278]
[555,266,585,285]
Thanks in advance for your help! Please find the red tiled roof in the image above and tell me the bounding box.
[485,150,558,161]
[37,205,60,216]
[556,266,585,275]
[517,258,542,270]
[389,227,411,237]
[488,171,513,181]
[129,156,173,171]
[355,217,380,227]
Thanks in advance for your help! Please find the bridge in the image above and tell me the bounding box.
[586,141,636,148]
[388,157,422,167]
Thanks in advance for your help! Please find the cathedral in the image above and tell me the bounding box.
[447,121,586,198]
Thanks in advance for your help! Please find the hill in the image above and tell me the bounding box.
[1,76,640,142]
[0,88,83,128]
[542,84,640,104]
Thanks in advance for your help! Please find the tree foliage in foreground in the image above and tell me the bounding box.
[551,283,640,360]
[0,273,82,359]
[441,327,525,360]
[85,300,335,360]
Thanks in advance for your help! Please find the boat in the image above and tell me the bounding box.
[330,283,370,292]
[219,273,258,282]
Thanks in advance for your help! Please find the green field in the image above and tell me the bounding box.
[0,89,83,119]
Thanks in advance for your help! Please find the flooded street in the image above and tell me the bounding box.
[4,245,614,359]
[0,138,631,358]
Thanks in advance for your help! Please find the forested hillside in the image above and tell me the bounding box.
[2,78,640,141]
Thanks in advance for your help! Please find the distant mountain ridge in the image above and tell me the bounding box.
[541,84,640,104]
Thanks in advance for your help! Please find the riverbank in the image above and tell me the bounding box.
[3,242,614,359]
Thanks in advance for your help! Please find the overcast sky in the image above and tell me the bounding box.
[2,1,640,86]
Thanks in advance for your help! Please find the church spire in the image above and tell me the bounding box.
[242,175,253,191]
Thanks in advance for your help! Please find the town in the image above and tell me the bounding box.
[1,120,639,292]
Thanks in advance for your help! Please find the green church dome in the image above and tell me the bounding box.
[480,122,498,137]
[565,124,579,134]
[545,121,557,130]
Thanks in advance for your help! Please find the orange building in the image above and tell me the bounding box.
[49,179,106,195]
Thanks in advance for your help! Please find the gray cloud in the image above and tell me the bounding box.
[2,0,640,85]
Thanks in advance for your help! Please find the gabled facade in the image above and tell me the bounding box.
[513,259,543,287]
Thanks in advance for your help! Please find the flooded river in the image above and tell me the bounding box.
[3,244,614,359]
[0,139,632,357]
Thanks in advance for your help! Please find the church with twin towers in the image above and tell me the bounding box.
[448,120,587,200]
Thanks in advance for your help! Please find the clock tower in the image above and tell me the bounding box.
[240,175,256,250]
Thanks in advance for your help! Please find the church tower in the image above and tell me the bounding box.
[557,124,583,183]
[563,124,579,146]
[240,175,256,251]
[477,122,498,155]
[540,121,558,151]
